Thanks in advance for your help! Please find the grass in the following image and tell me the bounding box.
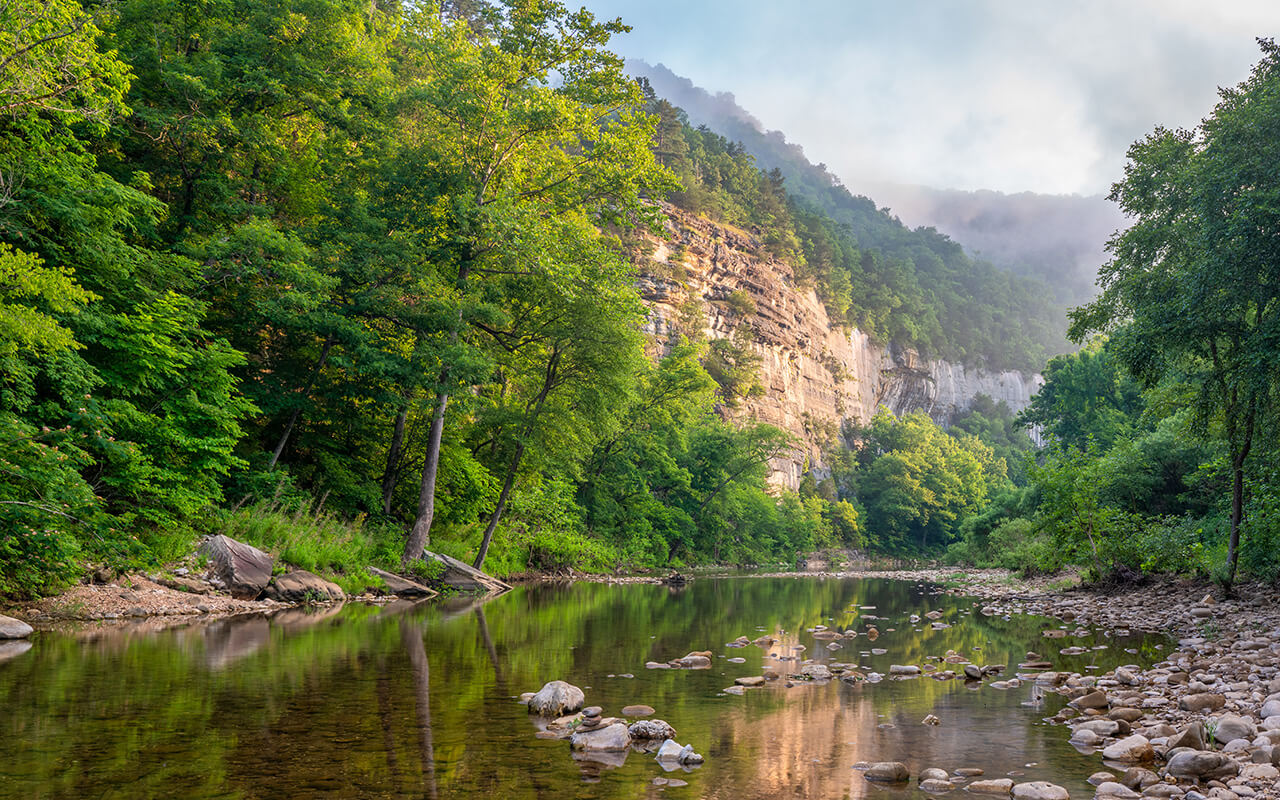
[214,500,405,595]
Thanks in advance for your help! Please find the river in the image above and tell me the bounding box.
[0,576,1168,799]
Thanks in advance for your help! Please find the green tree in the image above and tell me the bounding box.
[1070,39,1280,592]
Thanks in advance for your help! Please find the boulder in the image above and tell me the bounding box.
[264,570,345,603]
[0,614,33,639]
[801,663,832,680]
[865,762,910,783]
[419,550,511,593]
[570,722,631,752]
[1119,768,1158,790]
[628,719,676,740]
[890,664,921,676]
[1165,751,1239,781]
[676,653,711,669]
[1178,693,1225,713]
[921,768,951,781]
[921,779,956,793]
[967,778,1015,795]
[1012,781,1069,800]
[527,680,585,716]
[367,567,436,598]
[964,664,984,680]
[201,535,273,599]
[1100,734,1154,762]
[1212,714,1256,744]
[655,739,702,765]
[735,675,766,687]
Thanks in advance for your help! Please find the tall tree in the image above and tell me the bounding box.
[395,0,672,566]
[1070,39,1280,593]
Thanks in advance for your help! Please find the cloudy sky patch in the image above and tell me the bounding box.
[577,0,1280,194]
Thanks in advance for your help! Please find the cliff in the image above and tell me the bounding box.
[637,204,1044,488]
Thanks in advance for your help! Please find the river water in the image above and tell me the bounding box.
[0,577,1168,799]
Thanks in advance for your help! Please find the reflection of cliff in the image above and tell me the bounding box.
[638,205,1044,487]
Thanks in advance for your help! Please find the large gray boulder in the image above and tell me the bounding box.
[201,535,273,599]
[264,570,345,603]
[0,614,33,639]
[527,680,585,716]
[368,567,436,598]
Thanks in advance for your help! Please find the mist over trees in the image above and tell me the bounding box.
[631,60,1125,309]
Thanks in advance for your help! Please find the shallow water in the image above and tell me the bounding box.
[0,577,1168,799]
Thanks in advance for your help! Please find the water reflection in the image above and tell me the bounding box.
[0,578,1169,800]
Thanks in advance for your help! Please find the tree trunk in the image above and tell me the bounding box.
[472,441,523,571]
[381,403,410,514]
[402,389,449,567]
[268,336,334,469]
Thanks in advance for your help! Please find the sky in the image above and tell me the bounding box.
[575,0,1280,195]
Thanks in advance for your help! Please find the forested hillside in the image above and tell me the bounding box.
[6,0,1273,599]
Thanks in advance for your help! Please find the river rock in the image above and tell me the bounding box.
[735,676,766,687]
[677,653,711,668]
[1071,729,1102,746]
[1101,734,1154,762]
[890,664,921,676]
[1075,719,1121,737]
[922,779,957,793]
[1212,715,1256,744]
[0,614,33,639]
[922,768,951,781]
[527,680,585,716]
[1119,768,1158,790]
[865,762,910,783]
[1012,781,1069,800]
[264,570,345,602]
[1179,694,1225,713]
[367,567,436,598]
[1072,691,1110,710]
[1087,773,1115,786]
[1166,723,1204,751]
[622,704,654,717]
[967,778,1015,794]
[629,719,675,740]
[201,534,273,599]
[1166,751,1239,781]
[1095,782,1141,799]
[570,722,630,752]
[801,663,832,680]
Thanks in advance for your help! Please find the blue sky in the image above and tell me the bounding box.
[576,1,1280,195]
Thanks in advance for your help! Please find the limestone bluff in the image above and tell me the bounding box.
[636,203,1043,489]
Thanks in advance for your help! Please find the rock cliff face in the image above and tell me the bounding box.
[637,204,1043,488]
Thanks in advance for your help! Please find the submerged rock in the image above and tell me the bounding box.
[865,762,910,783]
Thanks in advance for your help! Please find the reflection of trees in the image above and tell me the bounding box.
[0,578,1172,800]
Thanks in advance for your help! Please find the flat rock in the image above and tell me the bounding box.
[1012,781,1069,800]
[735,675,766,687]
[0,614,33,639]
[368,567,436,598]
[967,778,1015,795]
[622,704,654,717]
[569,722,630,752]
[201,535,273,599]
[527,680,585,716]
[865,762,910,783]
[922,779,957,793]
[1095,782,1140,799]
[264,570,345,603]
[419,550,510,593]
